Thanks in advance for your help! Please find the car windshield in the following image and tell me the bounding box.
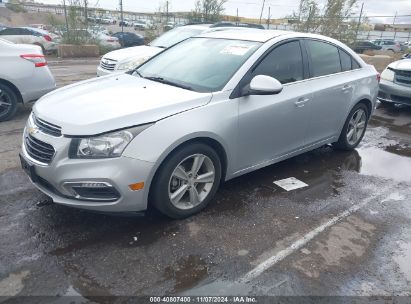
[150,27,206,48]
[137,37,261,93]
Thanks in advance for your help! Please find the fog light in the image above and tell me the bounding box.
[62,181,121,202]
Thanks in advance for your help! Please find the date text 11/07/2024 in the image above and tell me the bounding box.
[149,297,258,303]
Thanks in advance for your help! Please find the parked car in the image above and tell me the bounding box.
[211,21,265,30]
[97,24,249,76]
[378,59,411,105]
[351,40,382,53]
[94,31,121,50]
[97,24,214,76]
[0,27,58,53]
[112,32,145,47]
[371,39,402,53]
[21,30,379,218]
[119,20,131,27]
[0,38,56,121]
[133,20,150,30]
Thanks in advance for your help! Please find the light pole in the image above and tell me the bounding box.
[120,0,124,33]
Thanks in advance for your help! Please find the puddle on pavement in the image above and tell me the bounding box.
[357,147,411,183]
[164,255,209,293]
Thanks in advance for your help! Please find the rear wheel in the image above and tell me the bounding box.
[0,84,18,122]
[151,143,222,219]
[333,103,369,151]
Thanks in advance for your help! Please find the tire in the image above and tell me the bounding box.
[151,143,222,219]
[0,83,19,122]
[333,103,369,151]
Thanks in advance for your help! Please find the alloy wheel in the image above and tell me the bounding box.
[346,108,367,146]
[168,154,215,210]
[0,89,12,117]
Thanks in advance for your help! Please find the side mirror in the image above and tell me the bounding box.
[246,75,283,96]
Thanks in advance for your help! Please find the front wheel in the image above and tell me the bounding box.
[151,143,222,219]
[333,103,369,151]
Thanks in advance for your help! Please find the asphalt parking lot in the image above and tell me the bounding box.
[1,59,411,300]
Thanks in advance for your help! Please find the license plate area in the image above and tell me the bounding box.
[19,154,38,183]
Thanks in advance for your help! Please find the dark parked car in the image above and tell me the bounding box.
[112,32,144,47]
[352,41,382,53]
[211,21,265,30]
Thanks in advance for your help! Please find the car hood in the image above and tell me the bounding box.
[387,59,411,71]
[33,74,212,136]
[103,45,163,63]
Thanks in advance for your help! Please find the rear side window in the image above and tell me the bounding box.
[307,40,342,77]
[339,50,352,72]
[0,28,20,35]
[252,41,304,84]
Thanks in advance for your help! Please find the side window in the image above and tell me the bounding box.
[0,28,18,35]
[252,41,304,84]
[339,50,352,72]
[352,59,361,69]
[307,40,342,77]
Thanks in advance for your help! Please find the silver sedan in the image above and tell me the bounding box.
[21,30,379,218]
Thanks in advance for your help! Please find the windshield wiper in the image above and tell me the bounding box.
[145,76,193,91]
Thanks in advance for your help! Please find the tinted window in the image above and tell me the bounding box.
[252,41,304,84]
[352,59,361,69]
[385,41,395,45]
[339,50,352,72]
[0,28,20,35]
[307,40,341,77]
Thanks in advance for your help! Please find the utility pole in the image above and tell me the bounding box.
[267,6,270,29]
[259,0,265,25]
[236,8,239,25]
[354,2,364,44]
[393,11,397,39]
[166,1,169,23]
[120,0,124,33]
[63,0,69,37]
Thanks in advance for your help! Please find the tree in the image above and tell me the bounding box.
[294,0,358,43]
[188,0,227,23]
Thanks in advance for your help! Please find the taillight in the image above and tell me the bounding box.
[44,35,52,42]
[377,73,381,83]
[20,54,47,67]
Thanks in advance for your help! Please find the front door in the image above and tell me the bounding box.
[235,40,311,172]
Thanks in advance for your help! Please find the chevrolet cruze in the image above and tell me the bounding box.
[20,30,379,218]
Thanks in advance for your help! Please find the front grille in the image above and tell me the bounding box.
[395,69,411,86]
[34,115,62,137]
[25,135,55,164]
[100,58,117,71]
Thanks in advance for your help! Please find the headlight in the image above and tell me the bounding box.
[380,68,395,82]
[116,56,151,71]
[70,124,153,159]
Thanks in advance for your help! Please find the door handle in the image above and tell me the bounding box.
[295,98,309,108]
[342,85,352,91]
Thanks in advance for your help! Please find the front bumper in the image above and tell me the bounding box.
[96,65,113,77]
[378,79,411,105]
[21,121,154,212]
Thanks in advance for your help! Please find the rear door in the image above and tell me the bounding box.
[303,39,355,145]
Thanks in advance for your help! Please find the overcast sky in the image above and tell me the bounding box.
[35,0,411,23]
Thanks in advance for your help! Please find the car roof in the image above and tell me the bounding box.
[198,29,296,42]
[197,29,351,47]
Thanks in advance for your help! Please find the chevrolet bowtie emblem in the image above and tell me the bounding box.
[28,127,39,135]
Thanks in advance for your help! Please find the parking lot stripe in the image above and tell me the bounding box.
[239,187,391,283]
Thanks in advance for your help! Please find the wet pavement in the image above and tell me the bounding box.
[0,60,411,301]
